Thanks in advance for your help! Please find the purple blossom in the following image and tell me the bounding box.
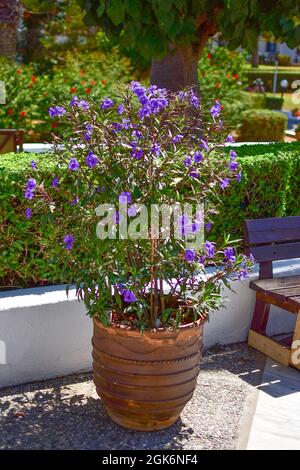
[100,98,114,110]
[123,290,137,303]
[151,143,161,156]
[128,204,138,217]
[205,240,215,258]
[68,158,80,171]
[224,247,236,263]
[121,118,131,130]
[78,99,89,111]
[112,122,123,132]
[119,191,131,204]
[193,151,203,163]
[52,177,59,188]
[237,268,249,280]
[235,171,242,182]
[172,134,183,144]
[200,139,209,152]
[48,106,66,118]
[177,214,190,236]
[190,92,200,108]
[84,131,91,141]
[210,100,221,118]
[230,150,237,159]
[131,148,144,160]
[85,123,93,131]
[132,129,142,140]
[226,134,235,143]
[191,220,201,233]
[185,249,196,262]
[190,171,200,179]
[26,178,37,191]
[184,156,193,167]
[64,234,75,251]
[25,207,31,219]
[205,222,212,232]
[24,189,34,200]
[112,211,121,224]
[71,196,78,205]
[117,104,124,115]
[69,96,79,108]
[220,178,230,189]
[31,161,37,170]
[229,161,239,171]
[85,151,98,168]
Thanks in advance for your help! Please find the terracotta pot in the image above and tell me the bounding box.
[92,318,204,431]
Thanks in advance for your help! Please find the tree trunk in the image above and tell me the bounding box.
[23,12,48,63]
[0,0,18,60]
[150,44,201,95]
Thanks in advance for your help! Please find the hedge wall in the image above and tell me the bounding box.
[238,110,287,142]
[1,143,300,288]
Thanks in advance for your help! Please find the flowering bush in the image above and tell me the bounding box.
[24,82,253,330]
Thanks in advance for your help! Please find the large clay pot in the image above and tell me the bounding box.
[92,318,204,431]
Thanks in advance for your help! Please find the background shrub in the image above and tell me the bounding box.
[247,70,299,92]
[265,96,284,110]
[238,109,287,142]
[1,143,300,288]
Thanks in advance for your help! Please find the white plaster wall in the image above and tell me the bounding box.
[0,260,299,388]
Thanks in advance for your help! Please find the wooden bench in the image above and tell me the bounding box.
[244,216,300,370]
[0,129,24,153]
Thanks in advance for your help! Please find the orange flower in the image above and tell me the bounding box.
[7,108,13,115]
[215,82,221,89]
[17,68,21,75]
[31,75,37,83]
[91,79,96,86]
[226,73,231,78]
[70,87,76,93]
[86,87,91,94]
[51,122,57,129]
[101,79,107,86]
[20,111,26,118]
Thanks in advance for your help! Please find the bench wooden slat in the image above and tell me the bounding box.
[250,242,300,262]
[244,217,300,245]
[250,275,300,293]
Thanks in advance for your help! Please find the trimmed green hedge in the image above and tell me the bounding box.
[1,143,300,288]
[239,109,287,142]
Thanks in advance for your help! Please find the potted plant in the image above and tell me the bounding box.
[295,124,300,141]
[24,83,253,431]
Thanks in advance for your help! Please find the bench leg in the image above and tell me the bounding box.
[250,296,270,334]
[290,313,300,370]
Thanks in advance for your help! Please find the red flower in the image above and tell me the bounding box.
[20,111,26,118]
[31,75,37,83]
[23,11,30,19]
[207,53,212,59]
[51,122,57,129]
[235,73,239,79]
[17,68,21,75]
[86,87,91,94]
[81,80,86,85]
[91,79,96,86]
[226,73,231,78]
[70,87,76,93]
[215,82,221,89]
[7,108,14,115]
[101,79,107,86]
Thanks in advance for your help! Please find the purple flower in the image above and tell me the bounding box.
[235,171,242,182]
[190,171,200,179]
[119,191,131,204]
[51,177,59,188]
[185,249,196,262]
[71,196,78,205]
[191,220,201,233]
[78,99,89,111]
[64,234,75,251]
[151,143,161,156]
[224,247,236,263]
[69,96,79,108]
[237,268,249,280]
[200,139,209,152]
[31,160,37,170]
[25,207,31,219]
[26,178,37,191]
[184,156,193,167]
[101,185,106,192]
[132,129,142,140]
[205,222,212,232]
[123,290,137,303]
[112,122,123,132]
[177,214,190,236]
[230,150,237,159]
[226,134,235,143]
[220,178,230,189]
[24,189,34,200]
[205,240,215,258]
[48,106,66,118]
[68,158,80,171]
[85,151,98,168]
[190,91,200,108]
[112,211,121,224]
[83,131,91,141]
[210,100,221,118]
[193,151,203,163]
[85,123,93,131]
[121,118,131,130]
[128,204,138,217]
[100,98,114,110]
[131,148,144,160]
[172,134,183,143]
[117,104,124,115]
[229,161,239,171]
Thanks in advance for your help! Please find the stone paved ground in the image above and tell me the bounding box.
[0,343,263,450]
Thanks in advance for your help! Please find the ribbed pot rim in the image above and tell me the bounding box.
[93,316,205,339]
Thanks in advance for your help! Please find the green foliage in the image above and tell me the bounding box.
[239,109,287,142]
[77,0,300,58]
[265,96,284,110]
[209,142,300,242]
[240,92,266,109]
[0,51,134,142]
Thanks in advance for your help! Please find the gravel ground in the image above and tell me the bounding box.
[0,342,263,450]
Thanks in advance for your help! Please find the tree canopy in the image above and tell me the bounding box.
[77,0,300,59]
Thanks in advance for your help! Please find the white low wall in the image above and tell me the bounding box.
[1,259,299,388]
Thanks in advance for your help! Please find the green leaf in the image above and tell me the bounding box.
[107,0,126,26]
[125,0,141,18]
[96,3,106,18]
